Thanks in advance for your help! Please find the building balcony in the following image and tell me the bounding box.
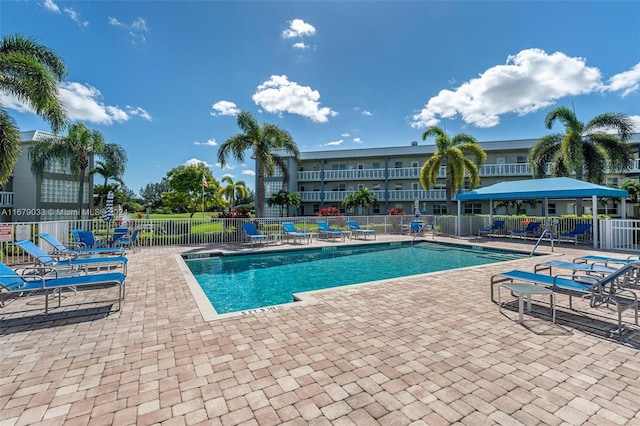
[0,192,13,207]
[298,189,454,203]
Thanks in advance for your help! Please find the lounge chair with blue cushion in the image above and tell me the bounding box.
[241,223,269,248]
[13,240,128,274]
[510,222,541,239]
[559,223,592,245]
[111,227,130,245]
[534,259,615,276]
[491,263,639,336]
[478,220,505,237]
[39,233,125,256]
[317,221,345,241]
[347,220,376,240]
[0,261,126,314]
[573,254,639,267]
[282,222,311,244]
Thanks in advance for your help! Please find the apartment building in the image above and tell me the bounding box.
[264,134,640,218]
[0,130,94,222]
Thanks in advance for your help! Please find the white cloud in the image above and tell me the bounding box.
[341,132,351,137]
[292,42,309,50]
[42,0,60,13]
[126,106,152,121]
[282,19,316,38]
[185,158,212,168]
[211,101,240,116]
[63,7,89,27]
[215,162,235,170]
[108,16,148,43]
[252,75,338,123]
[353,137,362,143]
[606,63,640,97]
[194,138,217,146]
[242,170,256,176]
[361,110,373,116]
[411,48,603,129]
[628,115,640,133]
[325,140,343,146]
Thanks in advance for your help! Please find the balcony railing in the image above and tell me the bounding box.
[298,189,453,202]
[0,191,13,207]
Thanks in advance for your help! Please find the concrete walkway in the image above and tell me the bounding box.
[1,235,640,425]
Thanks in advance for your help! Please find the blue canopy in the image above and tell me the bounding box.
[456,177,628,201]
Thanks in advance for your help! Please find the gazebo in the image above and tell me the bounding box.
[455,177,628,248]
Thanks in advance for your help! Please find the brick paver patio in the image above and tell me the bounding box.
[1,236,640,425]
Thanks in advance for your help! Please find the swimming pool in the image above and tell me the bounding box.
[185,242,530,315]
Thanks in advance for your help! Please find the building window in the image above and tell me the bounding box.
[434,204,448,215]
[332,164,346,170]
[394,161,403,168]
[411,183,419,190]
[394,183,403,190]
[372,203,381,214]
[372,162,380,169]
[464,203,482,214]
[516,155,527,164]
[548,203,556,215]
[372,183,381,190]
[299,186,305,192]
[357,163,364,169]
[313,204,320,214]
[412,161,419,168]
[333,184,346,191]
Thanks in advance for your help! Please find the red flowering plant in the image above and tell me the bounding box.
[386,207,405,215]
[218,207,251,218]
[318,207,342,216]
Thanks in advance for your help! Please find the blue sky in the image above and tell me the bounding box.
[3,1,639,194]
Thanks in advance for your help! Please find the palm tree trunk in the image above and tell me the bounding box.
[256,171,265,218]
[445,173,453,213]
[575,171,584,217]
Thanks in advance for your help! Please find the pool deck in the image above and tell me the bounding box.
[2,235,640,425]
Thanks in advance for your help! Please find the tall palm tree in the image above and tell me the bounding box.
[0,33,68,185]
[219,176,250,209]
[90,143,127,207]
[29,122,106,219]
[419,126,487,213]
[217,111,300,217]
[529,106,634,215]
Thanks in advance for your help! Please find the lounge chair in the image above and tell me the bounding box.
[534,259,615,276]
[573,254,639,267]
[559,223,592,245]
[0,261,126,314]
[111,227,130,245]
[282,222,311,244]
[13,240,128,274]
[510,221,541,239]
[347,220,376,240]
[39,233,125,256]
[241,223,269,248]
[478,220,505,237]
[491,264,639,336]
[317,221,345,241]
[73,230,107,248]
[113,228,140,253]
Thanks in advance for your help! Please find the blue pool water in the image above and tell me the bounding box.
[186,242,528,314]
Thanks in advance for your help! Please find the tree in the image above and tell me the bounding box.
[29,122,106,219]
[341,187,377,215]
[0,33,68,185]
[219,176,250,209]
[162,163,223,217]
[140,180,169,210]
[419,126,487,212]
[268,190,301,217]
[529,106,634,215]
[90,143,127,207]
[217,111,300,217]
[493,200,538,215]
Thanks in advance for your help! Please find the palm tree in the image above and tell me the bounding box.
[0,33,68,185]
[90,143,127,207]
[29,122,106,219]
[529,106,634,215]
[217,111,300,217]
[219,176,250,209]
[419,126,487,213]
[342,187,377,215]
[268,189,301,217]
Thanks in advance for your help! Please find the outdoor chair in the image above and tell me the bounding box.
[478,220,505,237]
[347,220,376,240]
[491,263,639,336]
[113,228,140,253]
[241,223,269,248]
[13,240,128,274]
[39,233,125,256]
[0,261,126,315]
[282,222,311,244]
[510,221,541,239]
[573,254,640,268]
[559,223,592,245]
[317,221,346,241]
